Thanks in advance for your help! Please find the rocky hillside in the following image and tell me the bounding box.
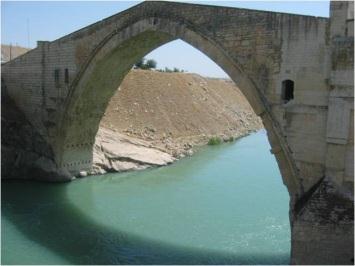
[92,70,263,175]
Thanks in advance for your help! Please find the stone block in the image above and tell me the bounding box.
[326,97,351,144]
[326,143,346,170]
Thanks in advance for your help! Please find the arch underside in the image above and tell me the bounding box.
[56,18,300,197]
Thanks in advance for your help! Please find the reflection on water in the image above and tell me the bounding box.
[2,130,290,265]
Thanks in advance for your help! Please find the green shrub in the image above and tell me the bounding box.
[134,58,144,69]
[146,59,157,69]
[208,136,222,145]
[164,67,173,73]
[134,58,157,70]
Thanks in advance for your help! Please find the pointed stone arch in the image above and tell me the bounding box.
[55,17,300,197]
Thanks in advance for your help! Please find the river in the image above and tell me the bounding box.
[1,130,290,264]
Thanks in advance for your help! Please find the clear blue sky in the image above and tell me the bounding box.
[1,1,330,78]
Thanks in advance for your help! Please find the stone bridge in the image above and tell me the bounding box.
[1,1,353,264]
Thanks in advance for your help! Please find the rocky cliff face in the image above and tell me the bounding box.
[90,70,263,175]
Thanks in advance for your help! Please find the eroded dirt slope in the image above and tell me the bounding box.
[101,70,261,141]
[92,69,263,174]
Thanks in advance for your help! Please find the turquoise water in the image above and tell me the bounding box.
[1,130,291,265]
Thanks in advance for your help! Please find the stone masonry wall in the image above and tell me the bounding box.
[291,2,354,264]
[326,1,354,195]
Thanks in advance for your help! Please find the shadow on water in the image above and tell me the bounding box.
[2,179,289,265]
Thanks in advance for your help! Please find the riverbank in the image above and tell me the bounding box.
[89,70,262,176]
[1,66,262,179]
[2,131,290,265]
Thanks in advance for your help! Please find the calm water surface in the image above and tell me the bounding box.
[2,130,290,264]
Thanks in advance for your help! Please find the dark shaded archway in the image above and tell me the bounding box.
[56,17,300,199]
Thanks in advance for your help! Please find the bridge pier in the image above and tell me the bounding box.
[291,178,354,265]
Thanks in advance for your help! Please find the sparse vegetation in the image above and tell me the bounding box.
[134,58,145,69]
[157,67,185,73]
[208,136,222,145]
[134,58,185,73]
[134,58,157,70]
[173,67,184,72]
[146,59,157,69]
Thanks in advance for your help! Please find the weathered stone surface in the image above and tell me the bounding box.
[92,127,175,174]
[1,90,71,181]
[79,171,87,177]
[291,178,354,265]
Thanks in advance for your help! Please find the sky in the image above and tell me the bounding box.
[1,1,330,78]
